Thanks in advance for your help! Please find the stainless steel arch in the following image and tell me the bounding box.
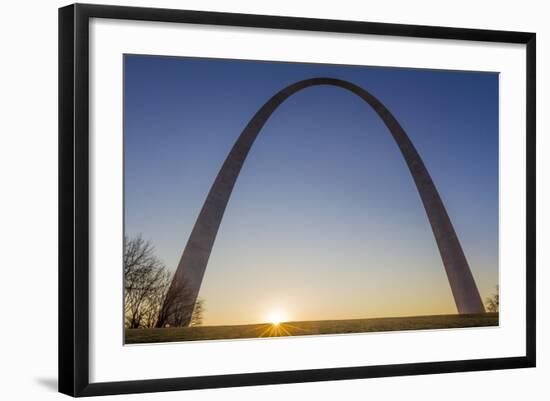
[157,77,485,327]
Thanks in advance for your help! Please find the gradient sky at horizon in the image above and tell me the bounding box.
[124,54,499,326]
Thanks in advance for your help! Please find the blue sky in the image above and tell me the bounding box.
[124,55,498,325]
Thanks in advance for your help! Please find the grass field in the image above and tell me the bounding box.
[125,313,498,344]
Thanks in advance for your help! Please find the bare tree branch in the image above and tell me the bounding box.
[485,285,499,313]
[124,235,206,329]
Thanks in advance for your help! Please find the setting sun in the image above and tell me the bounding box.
[267,311,286,326]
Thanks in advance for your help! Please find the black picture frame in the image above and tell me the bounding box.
[59,3,536,397]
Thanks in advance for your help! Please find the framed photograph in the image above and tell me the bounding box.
[58,3,536,397]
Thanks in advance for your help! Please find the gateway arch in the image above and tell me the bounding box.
[157,77,485,327]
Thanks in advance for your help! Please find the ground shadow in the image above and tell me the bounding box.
[35,377,57,392]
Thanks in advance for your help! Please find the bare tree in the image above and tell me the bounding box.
[124,235,170,328]
[156,280,198,327]
[124,235,206,329]
[190,298,205,326]
[141,269,172,328]
[485,285,499,313]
